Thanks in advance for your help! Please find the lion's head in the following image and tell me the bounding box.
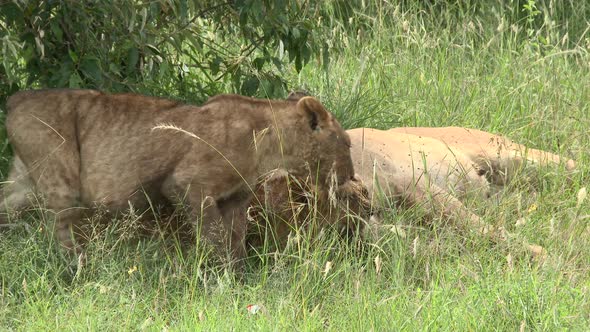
[247,169,372,250]
[278,92,355,187]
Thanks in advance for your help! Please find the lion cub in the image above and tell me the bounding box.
[1,89,355,264]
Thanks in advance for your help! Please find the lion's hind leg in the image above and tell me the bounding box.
[0,155,36,228]
[30,155,86,254]
[7,121,86,254]
[507,144,576,173]
[475,135,576,186]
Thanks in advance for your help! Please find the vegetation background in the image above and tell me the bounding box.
[1,0,589,330]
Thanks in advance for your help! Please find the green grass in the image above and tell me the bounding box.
[2,2,590,331]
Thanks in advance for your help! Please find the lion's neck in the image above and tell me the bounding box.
[254,109,308,176]
[255,128,300,172]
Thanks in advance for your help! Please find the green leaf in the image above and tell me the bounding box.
[5,38,19,58]
[302,45,311,64]
[68,71,83,88]
[210,57,222,75]
[179,0,188,23]
[126,47,139,75]
[68,50,78,63]
[145,44,161,55]
[239,9,249,27]
[271,56,282,69]
[50,20,63,43]
[259,75,285,99]
[109,63,121,76]
[1,2,24,26]
[49,57,74,87]
[139,7,148,31]
[128,8,136,32]
[240,75,259,96]
[185,34,203,53]
[158,60,170,79]
[295,54,302,72]
[167,36,182,52]
[250,1,263,21]
[79,56,103,86]
[2,58,15,84]
[253,57,266,71]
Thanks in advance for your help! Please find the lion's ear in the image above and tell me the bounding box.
[297,96,330,131]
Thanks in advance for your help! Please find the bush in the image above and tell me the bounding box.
[0,0,331,103]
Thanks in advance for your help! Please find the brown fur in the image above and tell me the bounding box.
[246,170,370,250]
[0,89,354,264]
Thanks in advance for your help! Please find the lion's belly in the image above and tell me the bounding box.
[79,167,167,213]
[348,128,490,201]
[77,137,181,210]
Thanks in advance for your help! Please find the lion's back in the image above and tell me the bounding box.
[7,89,183,116]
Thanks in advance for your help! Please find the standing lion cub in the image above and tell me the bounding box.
[0,89,354,264]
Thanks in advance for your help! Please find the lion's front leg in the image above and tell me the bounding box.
[217,189,252,262]
[162,177,249,267]
[188,193,249,269]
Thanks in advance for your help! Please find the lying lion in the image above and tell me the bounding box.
[0,89,355,264]
[350,127,575,233]
[249,125,576,253]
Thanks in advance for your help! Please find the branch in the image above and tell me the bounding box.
[155,1,233,48]
[213,35,264,82]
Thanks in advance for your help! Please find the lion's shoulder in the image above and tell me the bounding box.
[203,94,295,108]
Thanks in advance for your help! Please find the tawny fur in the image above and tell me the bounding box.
[388,127,576,186]
[0,89,355,263]
[252,125,575,256]
[351,127,575,254]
